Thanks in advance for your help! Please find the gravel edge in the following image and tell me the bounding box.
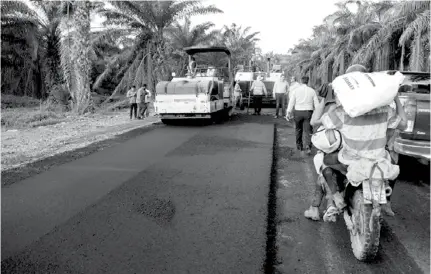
[1,121,163,188]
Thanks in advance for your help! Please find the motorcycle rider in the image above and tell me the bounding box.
[310,64,408,220]
[304,82,339,221]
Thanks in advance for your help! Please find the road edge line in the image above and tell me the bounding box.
[263,123,279,274]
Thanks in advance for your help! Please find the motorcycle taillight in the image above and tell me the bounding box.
[403,98,417,133]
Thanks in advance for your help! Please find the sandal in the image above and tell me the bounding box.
[323,204,340,222]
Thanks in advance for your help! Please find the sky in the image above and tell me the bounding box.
[90,0,341,54]
[191,0,341,54]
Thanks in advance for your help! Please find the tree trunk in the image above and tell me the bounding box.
[147,41,153,95]
[380,43,390,71]
[71,1,93,114]
[340,51,345,75]
[399,44,405,71]
[134,51,148,87]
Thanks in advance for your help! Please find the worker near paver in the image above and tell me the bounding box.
[136,85,145,119]
[286,76,319,154]
[250,75,267,115]
[272,74,289,118]
[139,84,152,118]
[127,85,138,119]
[188,56,197,76]
[234,81,242,108]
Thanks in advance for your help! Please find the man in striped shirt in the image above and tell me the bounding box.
[311,64,407,213]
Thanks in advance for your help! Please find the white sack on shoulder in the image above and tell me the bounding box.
[332,71,405,117]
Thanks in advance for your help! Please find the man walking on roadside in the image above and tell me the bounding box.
[250,75,267,115]
[273,74,289,118]
[138,84,151,118]
[127,85,137,119]
[286,76,319,154]
[136,85,145,119]
[143,84,152,118]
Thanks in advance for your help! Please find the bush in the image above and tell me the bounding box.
[1,94,41,109]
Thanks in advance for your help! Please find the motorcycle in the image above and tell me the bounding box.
[326,163,392,261]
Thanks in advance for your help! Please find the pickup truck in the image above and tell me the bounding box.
[393,71,430,165]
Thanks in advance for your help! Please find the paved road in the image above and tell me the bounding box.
[2,115,273,273]
[2,112,429,274]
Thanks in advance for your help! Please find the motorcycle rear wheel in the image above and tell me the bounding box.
[350,190,381,261]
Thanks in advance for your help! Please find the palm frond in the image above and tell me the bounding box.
[399,10,430,46]
[352,16,406,64]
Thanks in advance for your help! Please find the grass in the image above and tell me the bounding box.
[0,94,133,130]
[1,108,67,129]
[1,94,41,109]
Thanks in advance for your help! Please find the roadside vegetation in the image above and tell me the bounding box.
[284,0,430,87]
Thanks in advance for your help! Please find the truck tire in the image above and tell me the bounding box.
[161,119,175,125]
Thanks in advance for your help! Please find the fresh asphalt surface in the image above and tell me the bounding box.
[1,110,430,274]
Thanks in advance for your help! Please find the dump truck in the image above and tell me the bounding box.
[154,46,234,125]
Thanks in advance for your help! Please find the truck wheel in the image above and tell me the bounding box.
[240,103,245,110]
[161,119,174,125]
[211,112,223,124]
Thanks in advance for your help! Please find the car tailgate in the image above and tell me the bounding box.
[398,73,430,141]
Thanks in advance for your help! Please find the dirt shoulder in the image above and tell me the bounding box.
[1,110,161,187]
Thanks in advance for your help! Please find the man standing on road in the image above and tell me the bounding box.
[250,75,267,115]
[273,74,289,118]
[138,84,151,118]
[127,85,137,119]
[136,85,145,119]
[234,81,242,108]
[188,56,197,76]
[286,76,319,154]
[289,76,300,97]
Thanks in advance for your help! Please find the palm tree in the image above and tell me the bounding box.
[68,0,93,114]
[286,0,430,88]
[1,0,102,111]
[96,0,222,99]
[217,23,260,69]
[352,1,430,71]
[1,0,65,100]
[165,17,219,75]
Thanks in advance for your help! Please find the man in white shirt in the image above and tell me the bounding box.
[272,74,289,118]
[286,76,319,154]
[234,81,242,108]
[126,85,137,119]
[250,75,268,115]
[138,84,152,118]
[136,86,145,119]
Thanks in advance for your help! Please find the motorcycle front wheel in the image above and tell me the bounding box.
[350,190,381,261]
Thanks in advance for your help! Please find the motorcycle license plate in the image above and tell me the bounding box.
[362,180,387,204]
